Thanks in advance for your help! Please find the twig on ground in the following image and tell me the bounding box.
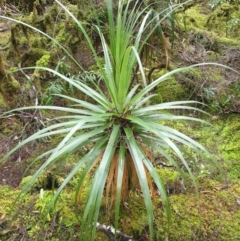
[97,222,137,241]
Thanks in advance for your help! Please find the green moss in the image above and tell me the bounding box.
[0,25,10,47]
[153,179,240,240]
[42,4,58,31]
[151,69,186,104]
[217,115,240,180]
[31,36,48,48]
[109,168,240,240]
[20,48,48,67]
[157,168,180,185]
[21,50,51,94]
[0,118,22,136]
[0,54,20,106]
[1,75,20,92]
[0,93,7,107]
[0,186,18,214]
[177,3,240,47]
[206,2,240,39]
[217,36,240,46]
[55,28,70,43]
[36,54,51,67]
[183,2,240,41]
[1,115,240,240]
[182,4,208,31]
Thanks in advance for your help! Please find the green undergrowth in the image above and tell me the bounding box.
[155,179,240,241]
[163,114,240,182]
[216,115,240,181]
[0,98,239,240]
[178,3,240,42]
[1,113,240,240]
[1,166,240,240]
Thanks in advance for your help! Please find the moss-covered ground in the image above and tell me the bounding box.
[0,0,240,240]
[0,113,239,241]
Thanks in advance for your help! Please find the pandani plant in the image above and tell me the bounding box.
[1,0,237,240]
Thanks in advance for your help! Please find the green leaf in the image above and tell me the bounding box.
[47,136,108,213]
[81,125,120,240]
[114,142,125,233]
[124,127,155,240]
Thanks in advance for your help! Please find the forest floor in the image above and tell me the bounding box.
[0,1,240,240]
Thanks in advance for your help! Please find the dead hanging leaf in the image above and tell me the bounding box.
[78,146,158,211]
